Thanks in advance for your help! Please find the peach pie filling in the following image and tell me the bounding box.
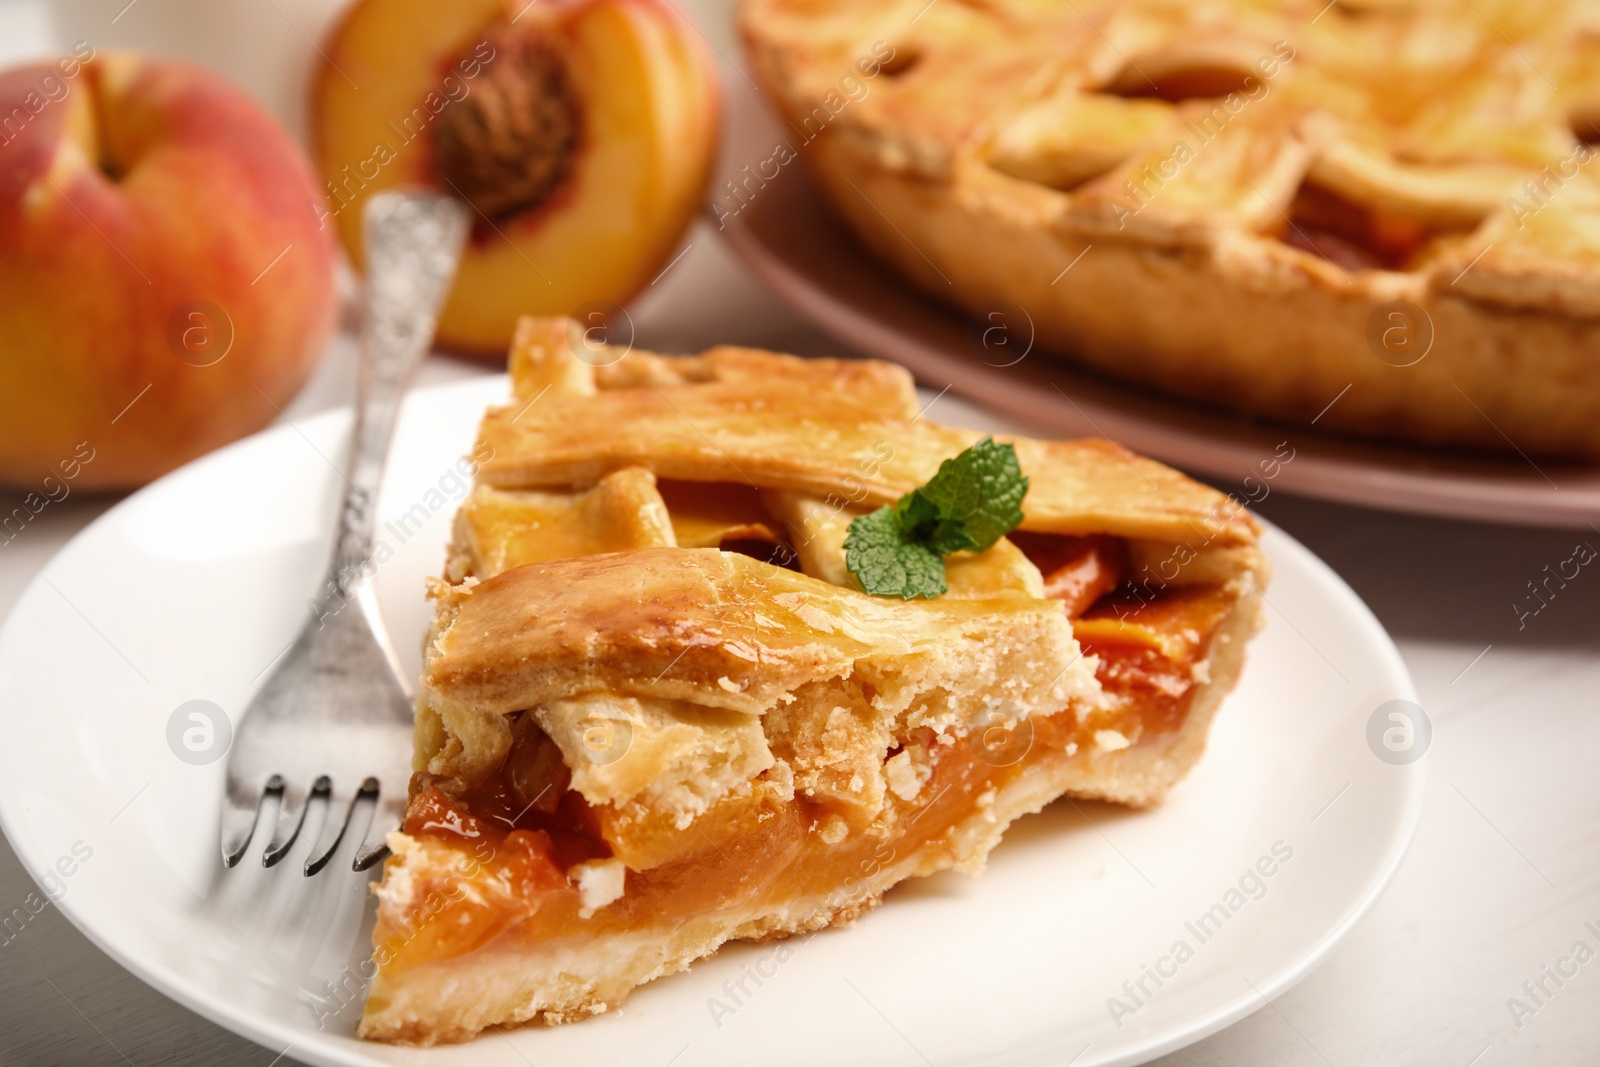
[373,526,1232,975]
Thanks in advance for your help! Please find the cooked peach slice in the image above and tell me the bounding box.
[312,0,720,353]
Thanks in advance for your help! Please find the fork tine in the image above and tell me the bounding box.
[262,776,325,868]
[303,780,364,877]
[353,777,403,871]
[221,778,270,867]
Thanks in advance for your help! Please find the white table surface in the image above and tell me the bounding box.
[2,2,1597,1064]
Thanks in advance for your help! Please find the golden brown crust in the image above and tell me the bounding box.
[508,313,921,412]
[739,0,1600,458]
[451,470,675,579]
[476,384,1257,546]
[423,547,1079,716]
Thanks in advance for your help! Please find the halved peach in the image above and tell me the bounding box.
[312,0,720,353]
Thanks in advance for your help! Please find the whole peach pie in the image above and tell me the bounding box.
[358,318,1269,1044]
[740,0,1600,458]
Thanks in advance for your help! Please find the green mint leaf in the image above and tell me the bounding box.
[844,437,1029,598]
[908,437,1029,555]
[843,505,948,599]
[891,486,939,535]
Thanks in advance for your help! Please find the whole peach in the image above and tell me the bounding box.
[0,49,337,491]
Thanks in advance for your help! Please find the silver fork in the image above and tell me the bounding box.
[221,190,470,875]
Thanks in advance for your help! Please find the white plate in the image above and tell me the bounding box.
[0,377,1423,1067]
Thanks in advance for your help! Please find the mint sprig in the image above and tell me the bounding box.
[844,437,1029,599]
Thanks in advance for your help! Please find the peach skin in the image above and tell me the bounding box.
[0,50,337,491]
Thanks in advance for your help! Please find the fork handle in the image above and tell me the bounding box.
[323,191,470,606]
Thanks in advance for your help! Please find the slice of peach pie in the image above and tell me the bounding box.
[358,318,1269,1044]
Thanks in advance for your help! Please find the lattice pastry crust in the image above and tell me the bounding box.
[741,0,1600,457]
